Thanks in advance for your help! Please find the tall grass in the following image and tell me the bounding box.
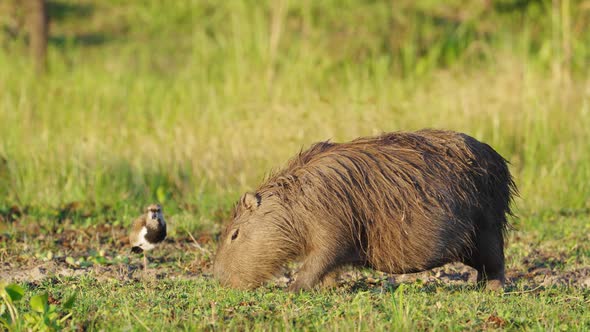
[0,0,588,222]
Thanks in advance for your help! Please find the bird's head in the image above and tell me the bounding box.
[146,204,163,222]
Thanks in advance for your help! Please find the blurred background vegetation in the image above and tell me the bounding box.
[0,0,588,226]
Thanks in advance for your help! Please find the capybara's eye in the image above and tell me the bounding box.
[231,228,239,241]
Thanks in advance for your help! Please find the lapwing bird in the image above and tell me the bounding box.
[129,204,167,271]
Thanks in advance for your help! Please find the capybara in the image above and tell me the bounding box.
[214,129,517,291]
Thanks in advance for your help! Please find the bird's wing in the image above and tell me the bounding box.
[129,214,146,246]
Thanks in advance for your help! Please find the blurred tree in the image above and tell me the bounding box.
[26,0,48,73]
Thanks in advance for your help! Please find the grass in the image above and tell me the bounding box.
[1,212,589,330]
[12,276,587,330]
[1,0,589,330]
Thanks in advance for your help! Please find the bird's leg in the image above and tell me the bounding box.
[143,252,148,272]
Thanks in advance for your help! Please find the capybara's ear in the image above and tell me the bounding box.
[242,192,261,210]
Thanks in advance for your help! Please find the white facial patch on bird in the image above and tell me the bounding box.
[133,227,156,251]
[147,205,163,224]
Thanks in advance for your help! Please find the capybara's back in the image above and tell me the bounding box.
[214,129,517,291]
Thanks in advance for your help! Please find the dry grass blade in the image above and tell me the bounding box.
[185,229,211,255]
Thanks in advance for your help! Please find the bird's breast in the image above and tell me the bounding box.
[145,223,166,244]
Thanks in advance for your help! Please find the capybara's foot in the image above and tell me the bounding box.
[475,268,505,292]
[288,280,312,292]
[290,268,341,292]
[485,279,504,292]
[288,268,318,292]
[318,270,340,289]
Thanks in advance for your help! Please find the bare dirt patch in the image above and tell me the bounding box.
[1,220,589,290]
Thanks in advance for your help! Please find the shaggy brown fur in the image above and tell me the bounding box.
[214,129,517,291]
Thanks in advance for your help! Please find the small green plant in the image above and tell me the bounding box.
[0,282,75,332]
[0,283,24,330]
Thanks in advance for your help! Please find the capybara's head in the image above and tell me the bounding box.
[214,192,302,289]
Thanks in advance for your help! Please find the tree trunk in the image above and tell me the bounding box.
[27,0,48,73]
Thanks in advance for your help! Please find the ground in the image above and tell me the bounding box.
[1,206,589,330]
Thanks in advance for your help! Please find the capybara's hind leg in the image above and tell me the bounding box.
[467,227,506,291]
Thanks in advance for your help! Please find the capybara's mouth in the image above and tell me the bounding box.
[213,265,262,289]
[216,275,253,289]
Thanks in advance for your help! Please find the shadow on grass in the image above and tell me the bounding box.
[0,205,23,223]
[49,33,109,48]
[1,0,114,48]
[342,277,477,294]
[47,1,94,21]
[47,1,115,48]
[0,157,198,223]
[493,0,544,13]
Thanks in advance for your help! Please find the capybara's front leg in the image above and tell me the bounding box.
[289,251,337,292]
[318,269,341,289]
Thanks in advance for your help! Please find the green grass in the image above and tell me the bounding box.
[1,0,589,216]
[2,213,589,330]
[11,277,587,330]
[1,0,589,330]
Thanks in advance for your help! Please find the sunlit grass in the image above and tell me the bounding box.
[1,1,589,221]
[1,54,588,219]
